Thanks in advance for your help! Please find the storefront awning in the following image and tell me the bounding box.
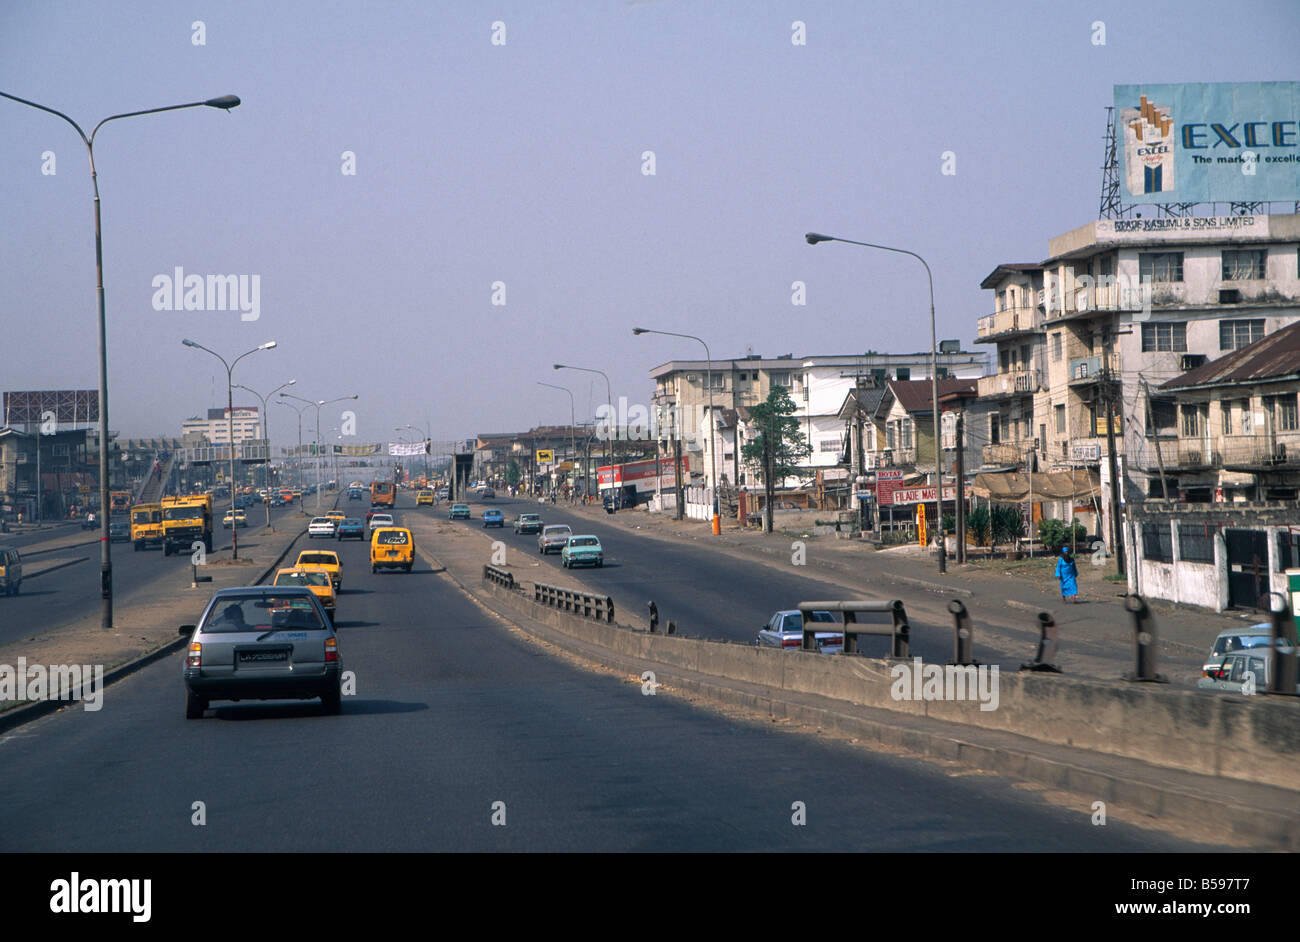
[968,469,1101,503]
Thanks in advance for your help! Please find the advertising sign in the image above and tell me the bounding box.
[875,469,905,506]
[387,441,428,456]
[891,485,957,506]
[3,390,99,424]
[536,449,554,464]
[1115,82,1300,205]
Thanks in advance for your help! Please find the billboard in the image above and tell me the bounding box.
[387,441,428,456]
[3,390,99,425]
[1115,82,1300,205]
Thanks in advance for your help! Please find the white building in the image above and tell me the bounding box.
[181,407,261,444]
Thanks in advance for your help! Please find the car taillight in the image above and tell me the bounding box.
[782,638,800,648]
[325,638,339,662]
[187,642,202,668]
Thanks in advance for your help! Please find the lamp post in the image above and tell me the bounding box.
[555,364,614,506]
[281,393,357,512]
[633,326,720,534]
[398,424,431,481]
[275,399,310,492]
[806,231,946,573]
[182,340,276,559]
[234,379,295,529]
[2,89,240,628]
[537,382,577,497]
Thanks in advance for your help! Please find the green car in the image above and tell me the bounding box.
[561,535,603,569]
[449,503,471,520]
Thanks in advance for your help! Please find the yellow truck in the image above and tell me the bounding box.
[161,495,214,557]
[130,502,164,551]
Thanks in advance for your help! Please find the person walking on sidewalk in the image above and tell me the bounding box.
[1055,546,1078,603]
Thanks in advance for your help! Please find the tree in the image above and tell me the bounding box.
[741,386,812,533]
[506,460,520,487]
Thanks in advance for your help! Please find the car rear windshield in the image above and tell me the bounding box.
[274,571,330,587]
[1213,634,1271,654]
[545,527,571,536]
[372,516,393,524]
[376,530,409,545]
[521,515,540,521]
[203,595,326,632]
[311,518,332,525]
[570,537,598,547]
[298,553,336,565]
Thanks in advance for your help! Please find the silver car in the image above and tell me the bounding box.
[538,524,572,555]
[180,586,343,718]
[1202,624,1271,678]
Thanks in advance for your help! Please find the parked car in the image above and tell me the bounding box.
[538,524,572,555]
[757,610,844,653]
[448,503,470,520]
[336,517,365,541]
[561,535,603,568]
[308,516,337,539]
[180,585,342,718]
[0,546,22,596]
[483,509,505,528]
[1202,624,1272,678]
[514,513,543,534]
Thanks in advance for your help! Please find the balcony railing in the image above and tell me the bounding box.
[976,305,1043,340]
[185,440,270,463]
[1178,435,1300,471]
[977,369,1041,399]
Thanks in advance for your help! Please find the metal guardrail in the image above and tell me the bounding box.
[797,599,910,657]
[483,564,516,589]
[534,581,615,623]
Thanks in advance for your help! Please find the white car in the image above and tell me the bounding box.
[368,512,394,537]
[538,524,572,555]
[308,517,337,539]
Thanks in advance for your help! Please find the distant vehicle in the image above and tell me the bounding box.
[437,487,450,500]
[416,490,435,506]
[477,486,495,499]
[308,517,337,539]
[561,535,603,569]
[181,585,342,718]
[514,513,543,535]
[371,526,414,573]
[448,504,470,520]
[482,509,505,528]
[538,524,572,555]
[348,488,363,501]
[1202,625,1272,678]
[336,518,365,541]
[109,490,132,515]
[295,549,343,592]
[757,610,843,653]
[81,512,98,530]
[370,480,395,508]
[109,519,131,543]
[222,509,248,529]
[325,510,347,525]
[0,546,23,596]
[130,502,163,551]
[367,513,395,538]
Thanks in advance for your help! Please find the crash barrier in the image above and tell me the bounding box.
[534,581,615,623]
[797,600,909,657]
[483,564,515,590]
[1268,593,1299,696]
[1124,594,1167,683]
[948,600,977,666]
[1021,612,1061,672]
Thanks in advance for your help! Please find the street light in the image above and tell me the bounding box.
[554,364,614,506]
[281,393,358,512]
[1,89,240,628]
[806,231,946,573]
[537,382,578,498]
[633,326,720,534]
[182,339,276,559]
[274,399,311,491]
[233,379,295,529]
[398,424,431,480]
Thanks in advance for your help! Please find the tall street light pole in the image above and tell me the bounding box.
[537,382,577,495]
[235,379,295,529]
[555,364,614,505]
[275,400,309,492]
[633,326,720,535]
[2,89,240,628]
[182,340,277,560]
[806,231,946,573]
[282,393,357,513]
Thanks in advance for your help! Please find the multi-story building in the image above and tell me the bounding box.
[181,407,262,444]
[976,264,1048,472]
[979,213,1300,543]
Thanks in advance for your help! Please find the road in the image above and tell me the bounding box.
[0,494,1217,851]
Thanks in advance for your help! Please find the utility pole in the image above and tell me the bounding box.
[1140,376,1169,499]
[1102,328,1126,577]
[955,411,966,564]
[673,436,684,520]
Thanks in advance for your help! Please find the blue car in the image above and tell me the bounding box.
[336,517,365,541]
[482,509,505,528]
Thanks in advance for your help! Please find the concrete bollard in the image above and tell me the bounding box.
[1020,612,1061,672]
[648,600,659,633]
[1123,594,1167,683]
[948,599,978,666]
[1268,591,1299,695]
[667,620,677,635]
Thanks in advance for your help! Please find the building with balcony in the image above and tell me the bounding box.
[181,406,262,444]
[977,264,1048,472]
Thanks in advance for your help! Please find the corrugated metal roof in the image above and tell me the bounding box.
[1161,321,1300,391]
[885,378,978,414]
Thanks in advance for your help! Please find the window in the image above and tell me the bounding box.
[1019,344,1031,368]
[1179,527,1215,564]
[936,367,949,379]
[1051,332,1062,362]
[1142,523,1173,563]
[738,372,747,381]
[1000,349,1012,371]
[1221,249,1266,280]
[1054,404,1065,434]
[1141,322,1187,352]
[1180,403,1202,438]
[901,419,913,450]
[1240,398,1252,435]
[990,414,1001,444]
[1221,400,1232,436]
[886,423,896,450]
[871,369,886,387]
[819,438,841,453]
[1267,393,1299,432]
[710,373,725,389]
[1219,319,1265,351]
[1139,252,1183,283]
[895,367,910,381]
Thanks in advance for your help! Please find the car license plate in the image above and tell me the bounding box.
[238,649,289,665]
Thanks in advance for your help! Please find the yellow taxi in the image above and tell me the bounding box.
[295,549,343,592]
[416,490,435,506]
[272,567,336,621]
[325,509,347,526]
[370,526,414,573]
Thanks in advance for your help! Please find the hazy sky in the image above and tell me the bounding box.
[2,0,1297,449]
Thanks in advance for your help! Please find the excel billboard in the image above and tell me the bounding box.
[1115,82,1300,205]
